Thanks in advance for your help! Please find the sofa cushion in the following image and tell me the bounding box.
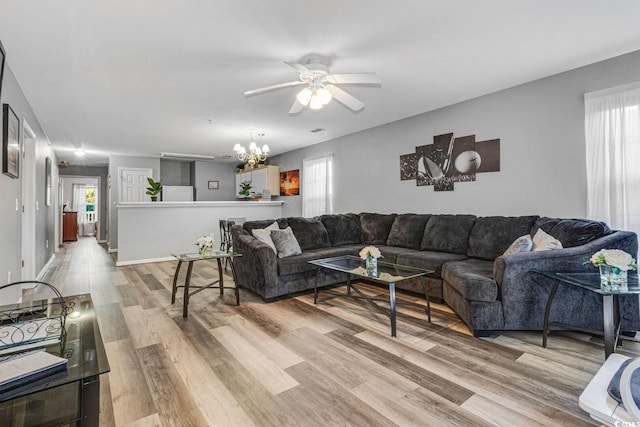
[320,214,361,246]
[276,251,323,275]
[251,221,279,253]
[421,214,476,255]
[467,215,538,260]
[376,246,420,264]
[360,213,397,245]
[287,217,331,251]
[396,251,468,278]
[271,227,302,258]
[532,228,563,251]
[442,259,498,303]
[243,218,288,233]
[386,214,431,250]
[502,235,533,256]
[532,217,612,248]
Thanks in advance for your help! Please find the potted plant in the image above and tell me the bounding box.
[238,181,253,199]
[146,177,162,201]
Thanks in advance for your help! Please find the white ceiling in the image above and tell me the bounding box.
[1,0,640,167]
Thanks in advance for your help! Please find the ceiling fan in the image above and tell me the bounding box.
[244,54,381,114]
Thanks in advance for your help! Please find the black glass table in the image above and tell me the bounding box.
[536,271,640,358]
[171,250,242,318]
[0,293,110,426]
[309,255,433,337]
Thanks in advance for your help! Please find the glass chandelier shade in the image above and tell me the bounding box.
[234,134,269,169]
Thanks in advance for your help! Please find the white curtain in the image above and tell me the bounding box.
[72,184,86,226]
[302,155,333,217]
[585,82,640,235]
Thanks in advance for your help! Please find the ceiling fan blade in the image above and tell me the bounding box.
[329,73,382,85]
[325,85,365,112]
[288,99,305,115]
[284,61,310,74]
[244,81,305,97]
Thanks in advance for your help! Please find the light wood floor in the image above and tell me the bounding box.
[39,237,640,426]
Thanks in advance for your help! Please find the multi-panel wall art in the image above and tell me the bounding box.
[400,132,500,191]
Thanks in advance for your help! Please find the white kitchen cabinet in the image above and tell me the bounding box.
[235,165,280,197]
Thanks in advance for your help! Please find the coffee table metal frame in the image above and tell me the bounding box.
[535,271,640,358]
[171,251,241,318]
[309,255,433,337]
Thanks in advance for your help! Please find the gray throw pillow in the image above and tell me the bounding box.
[271,227,302,258]
[502,234,533,256]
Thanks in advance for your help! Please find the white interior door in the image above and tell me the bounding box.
[119,168,152,202]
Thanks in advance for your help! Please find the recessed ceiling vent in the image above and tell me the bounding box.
[310,128,325,133]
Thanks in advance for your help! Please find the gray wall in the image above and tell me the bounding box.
[272,49,640,219]
[193,161,236,201]
[108,155,160,251]
[60,165,108,241]
[0,65,56,298]
[160,159,191,186]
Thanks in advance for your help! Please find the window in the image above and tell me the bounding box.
[85,187,96,223]
[302,155,333,217]
[585,82,640,235]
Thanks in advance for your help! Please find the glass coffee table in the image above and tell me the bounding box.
[171,251,241,318]
[309,255,433,337]
[536,271,640,358]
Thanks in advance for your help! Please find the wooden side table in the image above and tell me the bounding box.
[170,251,241,318]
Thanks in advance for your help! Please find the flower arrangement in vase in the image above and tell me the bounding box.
[359,246,382,276]
[588,249,637,291]
[196,235,215,256]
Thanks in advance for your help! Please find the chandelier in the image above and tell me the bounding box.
[233,133,269,169]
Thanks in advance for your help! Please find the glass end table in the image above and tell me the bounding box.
[535,271,640,358]
[171,251,242,318]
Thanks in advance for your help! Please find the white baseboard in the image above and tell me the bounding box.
[116,256,174,267]
[36,254,57,282]
[108,248,118,254]
[98,239,107,244]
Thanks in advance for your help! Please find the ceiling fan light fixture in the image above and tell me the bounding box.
[309,93,323,110]
[317,87,332,105]
[296,87,312,106]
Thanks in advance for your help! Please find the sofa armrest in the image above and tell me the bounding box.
[497,230,639,330]
[232,227,278,298]
[494,230,638,285]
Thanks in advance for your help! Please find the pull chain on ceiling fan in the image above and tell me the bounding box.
[244,54,381,114]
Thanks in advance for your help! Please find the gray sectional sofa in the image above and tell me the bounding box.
[231,213,640,336]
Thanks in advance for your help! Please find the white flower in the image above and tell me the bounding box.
[196,235,214,249]
[589,249,637,271]
[359,246,382,259]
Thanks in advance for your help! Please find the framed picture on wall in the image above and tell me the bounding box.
[208,180,219,190]
[45,157,52,206]
[0,39,5,102]
[2,104,20,179]
[280,169,299,196]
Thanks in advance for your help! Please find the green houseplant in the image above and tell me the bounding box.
[146,177,162,201]
[238,181,252,199]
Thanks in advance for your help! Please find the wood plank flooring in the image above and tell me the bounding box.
[37,237,640,426]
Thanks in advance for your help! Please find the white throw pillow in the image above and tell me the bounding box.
[251,221,279,253]
[532,229,563,252]
[503,235,533,256]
